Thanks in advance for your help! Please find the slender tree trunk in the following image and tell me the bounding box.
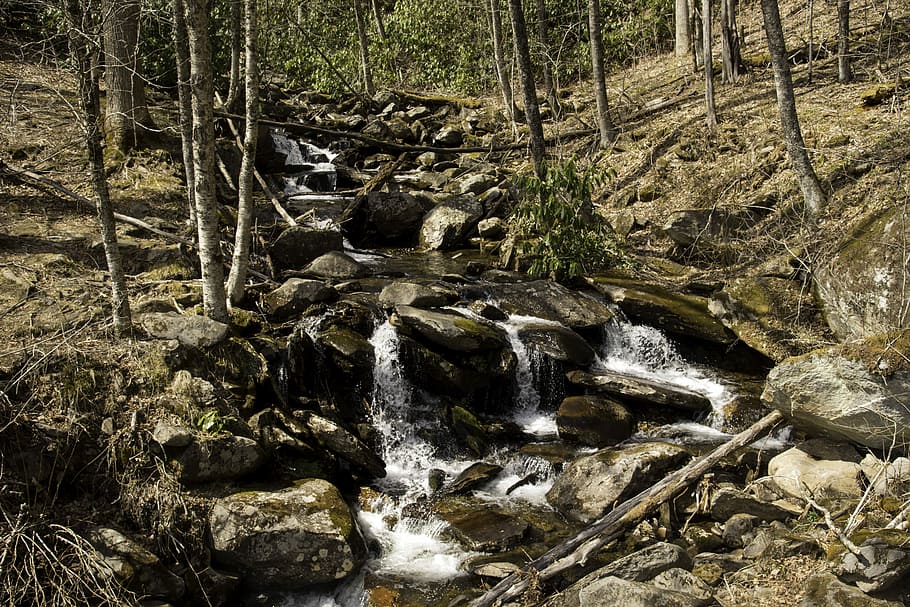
[171,0,196,228]
[101,0,155,154]
[534,0,560,119]
[509,0,546,176]
[760,0,825,217]
[371,0,386,40]
[65,0,131,334]
[183,0,229,321]
[225,0,243,113]
[692,1,703,69]
[675,0,691,56]
[588,0,615,147]
[720,0,742,83]
[354,0,375,96]
[838,0,852,83]
[806,0,814,82]
[490,0,517,129]
[703,0,717,129]
[227,0,259,306]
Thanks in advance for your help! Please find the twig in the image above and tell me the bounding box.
[801,485,870,566]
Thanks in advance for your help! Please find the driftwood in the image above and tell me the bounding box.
[338,153,408,228]
[215,92,298,227]
[467,409,785,607]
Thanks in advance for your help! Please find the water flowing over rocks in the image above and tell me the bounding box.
[762,341,910,450]
[209,480,367,590]
[391,305,508,353]
[484,280,615,330]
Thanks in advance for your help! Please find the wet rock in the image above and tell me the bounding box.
[140,312,229,348]
[87,527,185,601]
[303,251,369,279]
[815,208,909,339]
[256,127,306,172]
[766,439,863,504]
[451,405,490,456]
[556,395,634,447]
[298,411,386,479]
[547,442,690,523]
[517,323,595,366]
[831,529,910,593]
[391,305,508,353]
[441,505,529,552]
[419,194,483,250]
[209,480,367,590]
[762,343,910,450]
[264,278,338,319]
[446,461,503,495]
[567,369,712,412]
[268,226,344,273]
[173,434,265,484]
[379,281,453,308]
[588,277,735,345]
[801,571,903,607]
[397,334,500,396]
[485,280,614,330]
[468,300,508,321]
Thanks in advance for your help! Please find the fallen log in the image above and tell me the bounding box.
[466,409,785,607]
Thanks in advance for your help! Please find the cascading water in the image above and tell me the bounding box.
[500,315,557,436]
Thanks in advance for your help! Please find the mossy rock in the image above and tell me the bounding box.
[860,83,896,106]
[450,405,489,456]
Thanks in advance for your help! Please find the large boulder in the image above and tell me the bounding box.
[484,280,614,330]
[264,278,338,320]
[762,337,910,450]
[298,411,386,479]
[800,571,904,607]
[547,442,690,523]
[303,251,369,280]
[815,208,909,339]
[766,439,863,504]
[173,434,266,484]
[556,395,635,447]
[516,323,596,366]
[567,369,712,412]
[831,530,910,593]
[553,575,709,607]
[345,191,427,246]
[379,281,455,308]
[662,207,760,252]
[584,542,693,583]
[391,305,508,353]
[87,527,185,601]
[209,480,367,590]
[419,194,483,250]
[268,226,344,273]
[140,312,229,348]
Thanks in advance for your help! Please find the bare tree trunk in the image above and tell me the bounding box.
[675,0,691,56]
[101,0,156,154]
[490,0,517,130]
[371,0,386,40]
[354,0,375,96]
[183,0,229,321]
[760,0,826,217]
[65,0,131,334]
[806,0,814,82]
[703,0,717,129]
[588,0,615,147]
[692,1,703,69]
[509,0,546,176]
[534,0,560,119]
[720,0,742,83]
[171,0,196,228]
[227,0,259,307]
[225,0,243,112]
[838,0,852,83]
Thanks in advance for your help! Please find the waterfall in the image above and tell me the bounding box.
[499,315,560,436]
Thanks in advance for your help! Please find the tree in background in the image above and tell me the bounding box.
[588,0,616,147]
[534,0,560,118]
[838,0,852,83]
[675,0,690,56]
[226,0,259,306]
[489,0,517,130]
[101,0,157,154]
[720,0,743,83]
[225,0,243,112]
[760,0,825,217]
[702,0,717,129]
[354,0,375,96]
[182,0,228,321]
[171,0,196,229]
[64,0,132,334]
[509,0,546,176]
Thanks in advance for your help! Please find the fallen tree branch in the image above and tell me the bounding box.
[467,409,785,607]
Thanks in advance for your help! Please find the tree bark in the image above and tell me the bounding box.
[760,0,826,217]
[171,0,196,228]
[534,0,560,119]
[509,0,546,176]
[838,0,852,83]
[588,0,615,147]
[720,0,743,83]
[225,0,243,113]
[371,0,386,40]
[703,0,717,129]
[353,0,375,96]
[226,0,259,306]
[489,0,517,128]
[675,0,691,56]
[183,0,229,321]
[101,0,155,154]
[65,0,131,334]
